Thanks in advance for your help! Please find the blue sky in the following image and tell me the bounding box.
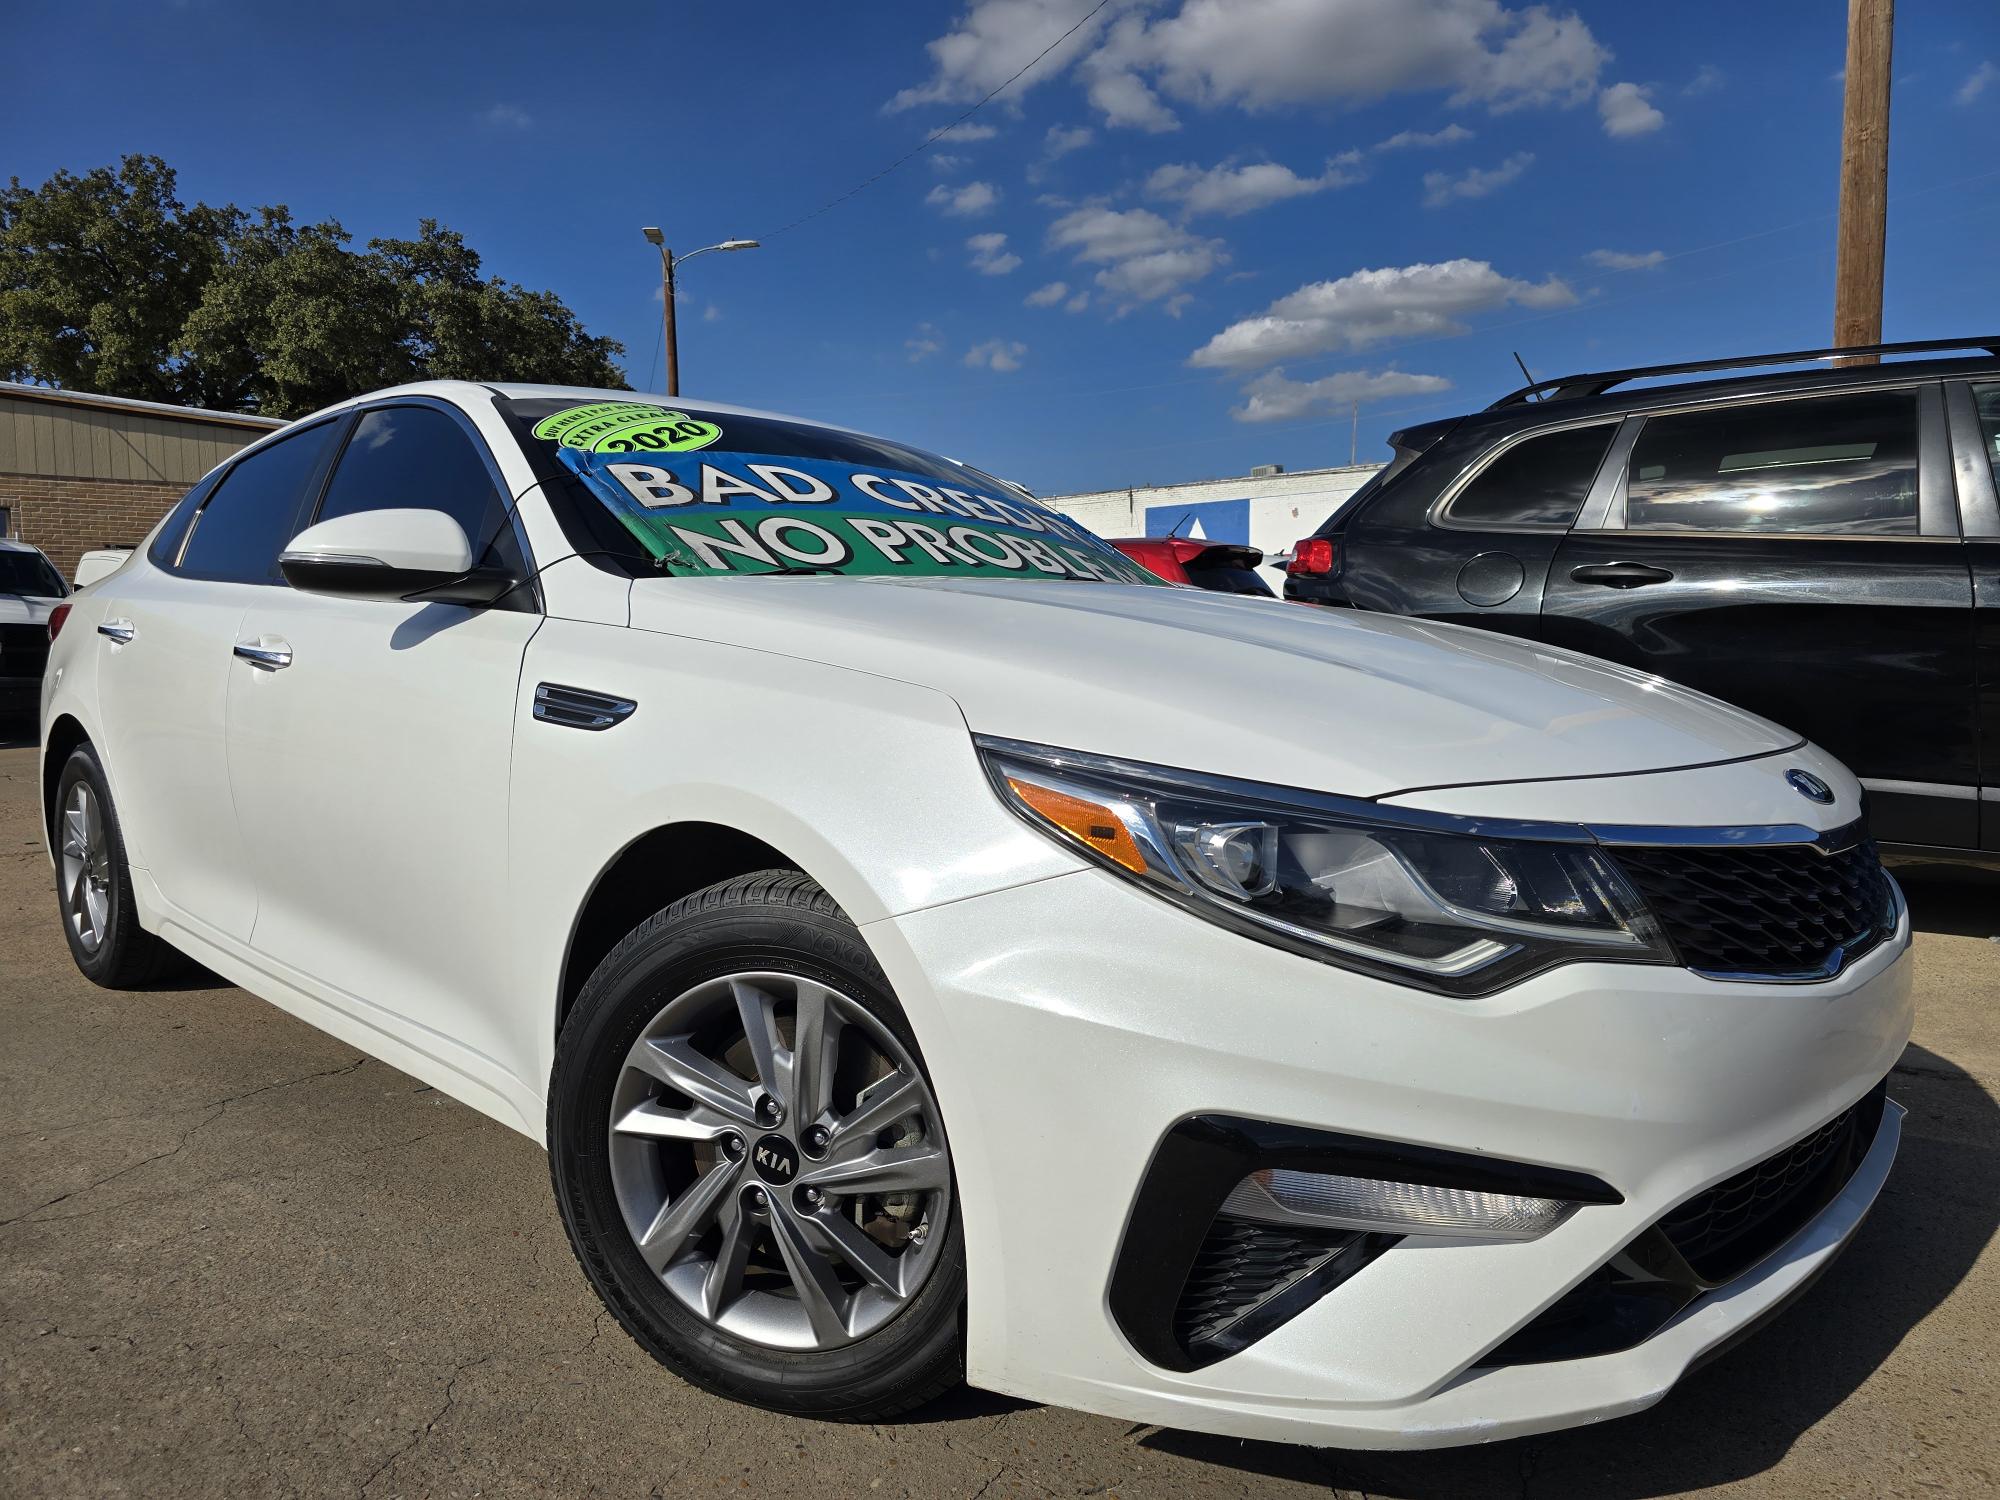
[7,0,1998,494]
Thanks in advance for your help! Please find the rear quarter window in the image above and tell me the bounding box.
[1442,422,1617,530]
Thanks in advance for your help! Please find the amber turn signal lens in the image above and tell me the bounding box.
[1004,775,1148,874]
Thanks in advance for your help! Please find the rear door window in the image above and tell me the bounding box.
[1623,389,1919,535]
[1444,423,1617,529]
[177,421,343,583]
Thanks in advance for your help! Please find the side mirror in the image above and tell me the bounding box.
[278,508,514,606]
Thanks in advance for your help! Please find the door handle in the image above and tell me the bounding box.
[96,619,136,644]
[1569,562,1674,589]
[233,640,293,671]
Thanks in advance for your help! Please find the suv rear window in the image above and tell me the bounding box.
[1623,389,1919,535]
[1445,423,1616,529]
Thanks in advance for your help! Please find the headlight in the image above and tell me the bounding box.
[978,738,1672,996]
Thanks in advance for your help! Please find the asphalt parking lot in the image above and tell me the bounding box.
[2,730,1996,1499]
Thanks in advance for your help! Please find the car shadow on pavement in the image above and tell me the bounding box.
[1135,1041,1997,1498]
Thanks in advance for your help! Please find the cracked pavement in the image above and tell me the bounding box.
[1,736,1997,1498]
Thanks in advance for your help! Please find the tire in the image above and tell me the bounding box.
[549,870,965,1420]
[52,743,186,988]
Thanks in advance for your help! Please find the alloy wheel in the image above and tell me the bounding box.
[606,971,952,1350]
[59,781,111,955]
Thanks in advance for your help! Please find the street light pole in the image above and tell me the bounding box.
[641,228,759,397]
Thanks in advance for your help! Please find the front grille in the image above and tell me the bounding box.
[1660,1082,1886,1283]
[1609,831,1895,978]
[0,623,48,681]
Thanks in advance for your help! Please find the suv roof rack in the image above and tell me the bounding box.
[1488,336,2000,408]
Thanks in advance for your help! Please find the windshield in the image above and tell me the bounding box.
[500,397,1159,586]
[0,549,65,598]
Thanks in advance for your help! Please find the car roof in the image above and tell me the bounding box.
[1459,349,2000,438]
[0,537,51,556]
[253,380,936,470]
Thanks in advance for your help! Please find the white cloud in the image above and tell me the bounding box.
[1082,52,1182,132]
[927,180,1001,217]
[1957,61,1999,105]
[1422,151,1533,206]
[1071,0,1609,132]
[1586,248,1665,270]
[1234,368,1453,423]
[967,232,1023,275]
[1044,123,1094,158]
[888,0,1114,111]
[1188,258,1576,371]
[929,152,968,174]
[1375,122,1475,150]
[931,120,999,140]
[480,103,533,129]
[1598,80,1665,136]
[1046,204,1229,308]
[1065,291,1090,313]
[703,304,723,323]
[906,323,945,362]
[965,338,1028,372]
[1028,122,1098,183]
[1683,63,1724,97]
[1146,153,1365,218]
[1025,280,1071,306]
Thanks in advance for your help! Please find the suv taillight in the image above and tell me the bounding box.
[1286,538,1337,576]
[48,604,71,642]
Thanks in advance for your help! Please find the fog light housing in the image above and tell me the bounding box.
[1222,1168,1578,1241]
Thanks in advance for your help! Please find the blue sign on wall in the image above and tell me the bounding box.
[1143,498,1250,543]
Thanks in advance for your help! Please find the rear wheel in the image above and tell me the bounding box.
[53,744,185,987]
[549,870,963,1419]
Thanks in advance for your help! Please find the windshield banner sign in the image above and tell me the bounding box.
[553,443,1158,584]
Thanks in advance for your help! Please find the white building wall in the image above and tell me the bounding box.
[1042,464,1382,590]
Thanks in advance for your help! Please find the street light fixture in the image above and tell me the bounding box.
[641,227,760,396]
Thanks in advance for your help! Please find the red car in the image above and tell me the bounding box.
[1106,537,1277,596]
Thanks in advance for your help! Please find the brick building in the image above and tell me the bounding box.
[0,382,281,582]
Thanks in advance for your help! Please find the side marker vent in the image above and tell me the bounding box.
[533,683,636,731]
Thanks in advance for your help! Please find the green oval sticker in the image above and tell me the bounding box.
[532,402,722,454]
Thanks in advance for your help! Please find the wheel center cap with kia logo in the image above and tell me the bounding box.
[1786,769,1834,804]
[752,1133,799,1185]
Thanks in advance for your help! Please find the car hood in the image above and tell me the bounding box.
[626,576,1799,799]
[0,595,56,626]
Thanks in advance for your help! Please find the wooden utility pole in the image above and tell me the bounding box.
[1833,0,1893,360]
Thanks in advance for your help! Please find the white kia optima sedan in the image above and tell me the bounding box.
[40,383,1912,1448]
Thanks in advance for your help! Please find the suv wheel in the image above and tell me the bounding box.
[53,743,185,987]
[549,870,963,1419]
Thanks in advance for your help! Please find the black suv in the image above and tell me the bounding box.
[1284,337,2000,864]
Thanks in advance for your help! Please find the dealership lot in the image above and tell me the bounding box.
[1,734,1995,1499]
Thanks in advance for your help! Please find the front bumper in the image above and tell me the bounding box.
[863,865,1913,1449]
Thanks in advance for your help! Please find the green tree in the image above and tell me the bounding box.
[180,209,415,415]
[0,156,234,403]
[372,220,627,390]
[0,155,625,417]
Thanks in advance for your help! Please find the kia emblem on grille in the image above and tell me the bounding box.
[1786,769,1834,804]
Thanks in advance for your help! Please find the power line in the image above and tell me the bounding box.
[757,0,1112,242]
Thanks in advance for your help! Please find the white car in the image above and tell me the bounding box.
[72,547,133,588]
[2,537,68,716]
[39,383,1913,1449]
